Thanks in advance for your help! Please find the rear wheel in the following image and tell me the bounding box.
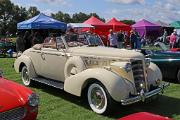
[87,82,113,114]
[21,66,32,86]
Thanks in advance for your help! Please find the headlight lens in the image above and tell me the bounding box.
[145,58,151,67]
[28,93,39,107]
[124,63,132,72]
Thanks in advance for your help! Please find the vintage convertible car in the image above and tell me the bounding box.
[14,33,169,114]
[0,70,38,120]
[141,42,180,83]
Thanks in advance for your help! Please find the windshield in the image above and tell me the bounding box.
[64,33,104,47]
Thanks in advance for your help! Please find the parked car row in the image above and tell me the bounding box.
[14,34,169,115]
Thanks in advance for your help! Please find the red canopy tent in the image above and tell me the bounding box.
[83,16,111,45]
[106,17,131,33]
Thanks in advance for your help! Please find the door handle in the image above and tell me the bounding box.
[41,52,45,60]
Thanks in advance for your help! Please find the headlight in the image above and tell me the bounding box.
[145,58,151,67]
[28,93,39,107]
[124,63,132,72]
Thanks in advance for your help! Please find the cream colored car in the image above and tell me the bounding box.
[14,34,169,114]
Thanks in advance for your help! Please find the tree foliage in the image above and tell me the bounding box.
[120,20,135,25]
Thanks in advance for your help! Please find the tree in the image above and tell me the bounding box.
[51,11,72,23]
[0,0,14,35]
[120,20,135,25]
[9,5,28,34]
[72,12,89,23]
[27,6,40,19]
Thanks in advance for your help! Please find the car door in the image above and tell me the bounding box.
[29,47,44,76]
[40,48,67,81]
[40,36,68,82]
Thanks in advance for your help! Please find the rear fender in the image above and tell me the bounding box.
[14,55,37,78]
[64,68,135,102]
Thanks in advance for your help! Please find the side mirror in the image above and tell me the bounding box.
[0,69,3,77]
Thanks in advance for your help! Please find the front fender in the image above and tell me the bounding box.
[147,62,162,86]
[64,68,135,102]
[14,55,37,78]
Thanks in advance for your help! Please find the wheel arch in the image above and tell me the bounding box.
[64,68,134,102]
[19,62,26,72]
[14,55,37,78]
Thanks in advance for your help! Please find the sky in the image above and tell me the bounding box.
[11,0,180,23]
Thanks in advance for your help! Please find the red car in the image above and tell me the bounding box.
[0,71,38,120]
[118,112,172,120]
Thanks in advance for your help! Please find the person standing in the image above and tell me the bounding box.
[162,29,168,43]
[108,29,118,48]
[16,31,25,52]
[169,32,177,48]
[23,31,31,49]
[117,30,124,48]
[130,29,137,49]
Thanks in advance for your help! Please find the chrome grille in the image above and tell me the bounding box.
[0,107,26,120]
[131,60,145,93]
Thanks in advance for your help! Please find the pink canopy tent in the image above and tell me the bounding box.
[83,16,111,45]
[132,19,161,39]
[106,17,131,33]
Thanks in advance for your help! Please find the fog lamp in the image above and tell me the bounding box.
[140,83,145,89]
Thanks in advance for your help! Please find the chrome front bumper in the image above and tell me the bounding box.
[121,82,170,105]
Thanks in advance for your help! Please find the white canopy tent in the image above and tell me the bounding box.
[67,23,94,28]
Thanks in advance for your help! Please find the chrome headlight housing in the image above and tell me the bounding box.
[28,93,39,107]
[145,58,151,67]
[124,63,132,72]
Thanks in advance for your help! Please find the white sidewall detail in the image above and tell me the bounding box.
[87,83,108,114]
[21,66,31,86]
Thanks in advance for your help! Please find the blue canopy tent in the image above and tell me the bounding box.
[17,13,67,31]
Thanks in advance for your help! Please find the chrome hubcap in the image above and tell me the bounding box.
[91,87,105,109]
[22,68,29,83]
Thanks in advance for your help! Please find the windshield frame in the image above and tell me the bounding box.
[60,33,104,48]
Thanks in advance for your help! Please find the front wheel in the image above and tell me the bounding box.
[87,83,113,114]
[21,66,32,86]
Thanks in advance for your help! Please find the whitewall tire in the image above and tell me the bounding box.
[21,66,31,86]
[87,83,113,114]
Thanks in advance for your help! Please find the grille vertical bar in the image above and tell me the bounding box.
[131,60,146,93]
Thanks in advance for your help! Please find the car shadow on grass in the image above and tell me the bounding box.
[31,82,90,109]
[109,95,180,119]
[32,82,180,119]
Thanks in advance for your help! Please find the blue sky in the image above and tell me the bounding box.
[11,0,180,23]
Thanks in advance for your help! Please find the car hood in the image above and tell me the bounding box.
[150,50,180,58]
[0,78,32,112]
[68,46,144,60]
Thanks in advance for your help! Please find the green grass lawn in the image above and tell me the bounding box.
[0,58,180,120]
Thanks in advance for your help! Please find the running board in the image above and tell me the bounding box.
[31,77,64,89]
